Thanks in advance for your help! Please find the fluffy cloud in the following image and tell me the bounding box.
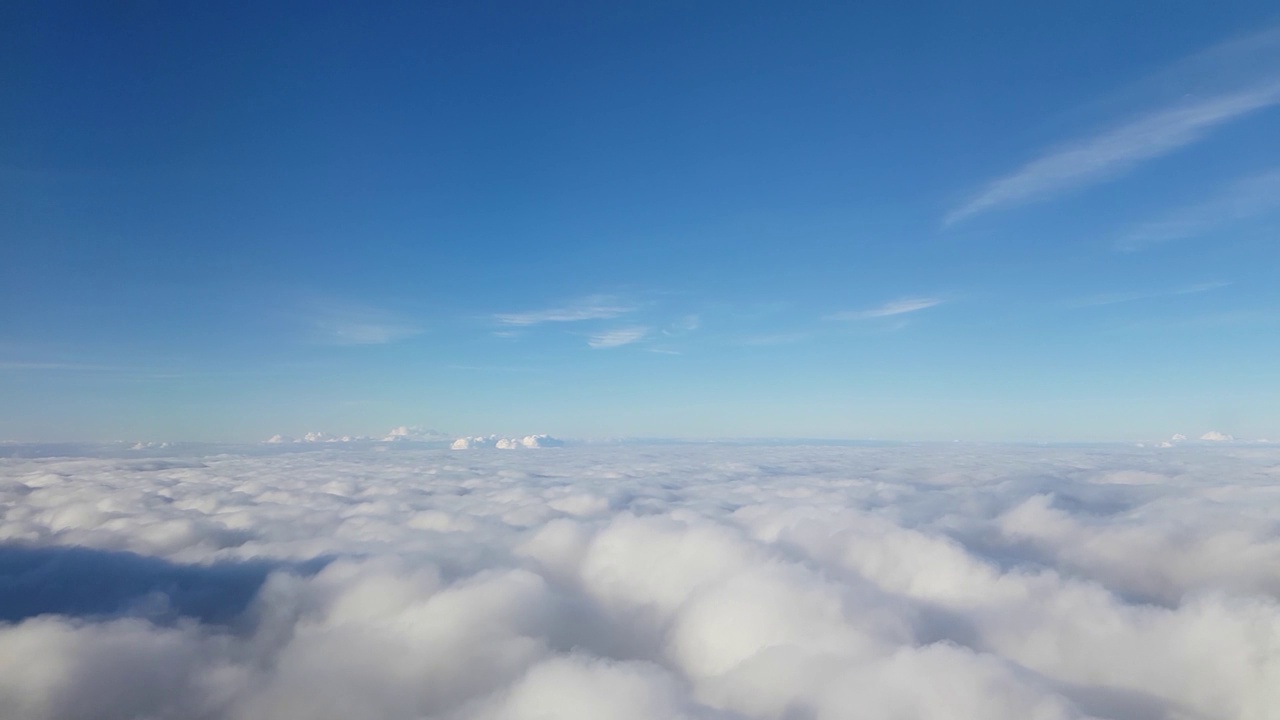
[382,427,449,443]
[266,428,450,445]
[2,443,1279,719]
[451,435,564,450]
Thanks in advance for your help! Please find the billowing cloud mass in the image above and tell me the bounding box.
[1200,430,1234,442]
[451,435,565,450]
[2,443,1280,719]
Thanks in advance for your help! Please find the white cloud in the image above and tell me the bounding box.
[1116,170,1280,251]
[588,327,650,349]
[304,302,422,345]
[381,426,448,443]
[451,434,564,449]
[1066,280,1230,308]
[946,85,1280,224]
[828,297,943,320]
[946,27,1280,225]
[664,315,701,335]
[3,443,1280,719]
[495,296,633,326]
[1200,430,1234,441]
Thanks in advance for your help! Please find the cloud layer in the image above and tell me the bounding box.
[2,443,1279,719]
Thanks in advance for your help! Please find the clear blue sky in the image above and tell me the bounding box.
[3,1,1279,442]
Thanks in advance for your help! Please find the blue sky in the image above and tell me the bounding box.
[3,1,1279,442]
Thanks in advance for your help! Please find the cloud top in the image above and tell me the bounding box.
[2,443,1279,719]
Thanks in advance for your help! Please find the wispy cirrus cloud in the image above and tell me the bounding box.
[828,297,944,321]
[305,302,422,345]
[946,85,1280,225]
[587,326,649,349]
[946,29,1280,225]
[1067,281,1230,308]
[0,361,113,371]
[664,315,701,335]
[495,295,633,326]
[1116,170,1280,251]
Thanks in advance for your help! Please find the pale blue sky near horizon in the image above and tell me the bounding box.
[3,2,1279,443]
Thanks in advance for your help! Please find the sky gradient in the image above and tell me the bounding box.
[3,1,1280,442]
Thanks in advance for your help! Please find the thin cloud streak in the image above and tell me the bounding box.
[495,296,633,326]
[0,361,191,380]
[304,301,423,346]
[829,297,944,320]
[1067,281,1231,308]
[946,83,1280,225]
[587,327,650,349]
[1116,170,1280,251]
[0,361,115,371]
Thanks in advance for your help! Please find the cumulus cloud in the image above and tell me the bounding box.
[1200,430,1234,441]
[266,428,450,445]
[381,426,448,443]
[451,435,564,450]
[2,443,1280,719]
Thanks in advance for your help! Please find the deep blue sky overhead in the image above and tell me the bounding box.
[3,1,1279,442]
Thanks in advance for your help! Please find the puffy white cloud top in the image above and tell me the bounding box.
[266,428,450,445]
[452,435,565,450]
[1199,430,1234,442]
[382,426,448,443]
[1,443,1279,719]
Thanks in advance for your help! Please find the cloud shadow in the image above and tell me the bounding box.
[0,544,330,626]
